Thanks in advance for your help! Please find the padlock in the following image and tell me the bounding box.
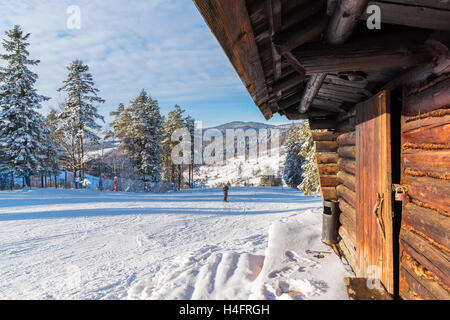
[394,186,408,202]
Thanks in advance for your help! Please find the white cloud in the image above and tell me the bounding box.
[0,0,250,125]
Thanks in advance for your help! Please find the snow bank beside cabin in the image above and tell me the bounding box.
[128,209,353,300]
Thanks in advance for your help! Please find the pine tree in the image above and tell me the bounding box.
[298,121,320,196]
[57,60,105,187]
[283,124,305,188]
[0,25,51,187]
[131,90,163,187]
[42,110,60,179]
[161,105,193,189]
[111,91,163,188]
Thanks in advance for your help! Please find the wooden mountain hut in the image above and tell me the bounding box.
[193,0,450,299]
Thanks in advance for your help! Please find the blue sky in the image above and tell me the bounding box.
[0,0,293,128]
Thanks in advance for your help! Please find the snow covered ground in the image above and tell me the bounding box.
[195,146,286,187]
[0,187,353,300]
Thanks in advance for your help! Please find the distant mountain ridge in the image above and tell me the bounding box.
[205,121,302,134]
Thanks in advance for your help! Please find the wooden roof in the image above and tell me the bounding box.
[193,0,450,122]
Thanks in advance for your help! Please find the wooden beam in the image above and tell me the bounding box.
[271,72,304,94]
[292,35,434,74]
[403,78,450,116]
[380,0,450,10]
[361,2,450,32]
[298,73,327,113]
[282,51,306,76]
[281,0,326,32]
[273,14,328,55]
[326,0,369,45]
[296,0,368,115]
[267,0,282,82]
[193,0,273,119]
[384,40,450,90]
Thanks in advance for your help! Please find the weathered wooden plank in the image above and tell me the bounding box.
[311,97,343,113]
[336,131,356,146]
[401,230,450,287]
[403,116,450,146]
[338,238,358,275]
[339,198,356,225]
[326,0,369,45]
[339,209,356,244]
[315,141,338,152]
[402,113,450,135]
[312,131,338,142]
[273,15,328,55]
[343,277,393,300]
[403,203,450,250]
[271,72,304,95]
[321,186,338,200]
[318,163,339,175]
[316,152,339,164]
[400,262,450,300]
[355,90,394,293]
[339,226,358,265]
[277,92,302,110]
[320,175,339,188]
[336,184,356,208]
[337,170,356,192]
[380,0,450,10]
[338,158,356,175]
[403,149,450,180]
[403,175,450,214]
[361,2,450,31]
[298,73,327,113]
[403,79,450,116]
[193,0,273,119]
[309,119,337,130]
[336,117,356,133]
[293,35,433,75]
[338,146,356,159]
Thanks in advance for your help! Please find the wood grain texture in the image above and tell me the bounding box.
[336,131,356,146]
[403,149,450,180]
[193,0,273,119]
[401,230,450,288]
[403,79,450,116]
[356,90,394,293]
[338,158,356,175]
[402,203,450,250]
[337,170,356,192]
[403,175,450,215]
[338,146,356,159]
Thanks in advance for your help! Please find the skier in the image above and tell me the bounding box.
[222,184,229,202]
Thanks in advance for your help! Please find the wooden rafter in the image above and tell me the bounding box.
[296,0,369,114]
[360,1,450,32]
[267,0,283,84]
[298,73,327,113]
[292,37,434,75]
[193,0,273,119]
[326,0,369,45]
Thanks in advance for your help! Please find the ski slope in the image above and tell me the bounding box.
[0,187,353,300]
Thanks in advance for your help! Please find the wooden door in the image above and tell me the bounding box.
[356,90,394,293]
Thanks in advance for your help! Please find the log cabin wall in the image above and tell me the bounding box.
[326,114,359,275]
[311,115,360,275]
[335,127,358,275]
[312,130,339,201]
[399,76,450,300]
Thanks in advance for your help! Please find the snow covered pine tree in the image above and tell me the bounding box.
[298,121,320,196]
[110,90,163,190]
[283,124,305,188]
[0,25,51,187]
[57,60,105,188]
